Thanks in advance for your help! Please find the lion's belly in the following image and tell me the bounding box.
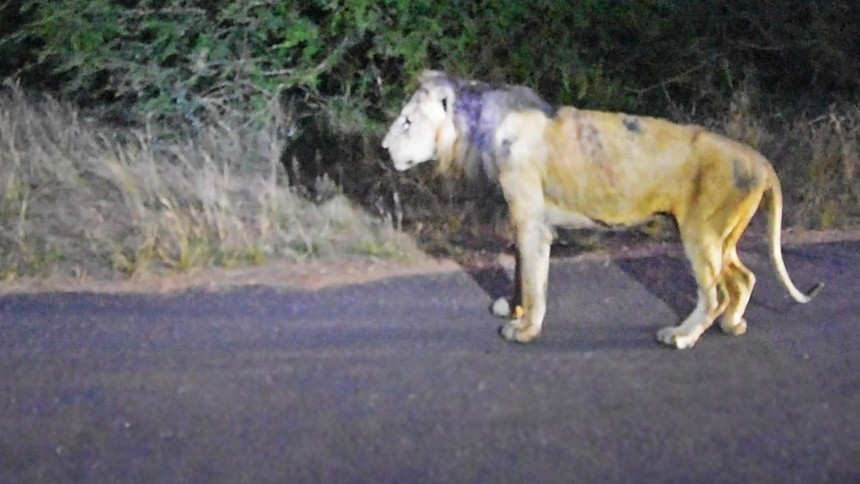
[542,155,680,226]
[543,202,603,229]
[543,188,665,227]
[541,111,699,225]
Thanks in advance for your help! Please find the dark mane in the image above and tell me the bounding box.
[449,77,555,182]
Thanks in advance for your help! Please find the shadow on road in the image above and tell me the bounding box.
[454,247,699,323]
[613,254,697,320]
[460,264,512,303]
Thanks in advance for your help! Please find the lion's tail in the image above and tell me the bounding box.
[763,168,824,303]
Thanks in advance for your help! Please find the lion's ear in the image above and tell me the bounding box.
[419,70,454,88]
[419,70,445,83]
[417,70,453,113]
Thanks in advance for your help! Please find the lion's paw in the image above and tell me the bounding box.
[491,298,512,318]
[499,321,538,343]
[490,298,524,320]
[720,318,747,336]
[656,326,699,350]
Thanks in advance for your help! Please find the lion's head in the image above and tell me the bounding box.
[382,71,554,180]
[382,71,457,172]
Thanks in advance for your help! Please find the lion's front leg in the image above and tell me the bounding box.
[491,250,523,319]
[499,222,552,343]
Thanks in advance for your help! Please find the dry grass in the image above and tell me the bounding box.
[0,86,420,281]
[717,87,860,229]
[781,107,860,228]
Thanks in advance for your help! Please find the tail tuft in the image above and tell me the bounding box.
[803,282,825,302]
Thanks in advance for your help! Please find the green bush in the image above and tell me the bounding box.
[8,1,858,126]
[0,2,649,125]
[4,1,450,127]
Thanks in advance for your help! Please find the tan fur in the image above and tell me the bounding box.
[384,73,822,349]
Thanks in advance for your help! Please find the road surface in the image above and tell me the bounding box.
[1,240,858,482]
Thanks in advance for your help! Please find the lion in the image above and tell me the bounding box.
[382,70,822,349]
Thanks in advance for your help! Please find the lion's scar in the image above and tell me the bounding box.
[732,158,759,192]
[622,115,643,134]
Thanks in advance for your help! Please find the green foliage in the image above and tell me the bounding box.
[6,1,858,126]
[14,1,317,123]
[4,0,464,126]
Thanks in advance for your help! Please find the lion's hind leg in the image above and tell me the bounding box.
[719,251,755,336]
[656,230,729,349]
[658,174,765,348]
[717,190,763,336]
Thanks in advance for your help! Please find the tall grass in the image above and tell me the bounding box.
[0,86,419,280]
[716,86,860,229]
[782,107,860,228]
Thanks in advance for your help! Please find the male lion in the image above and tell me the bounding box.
[383,71,822,349]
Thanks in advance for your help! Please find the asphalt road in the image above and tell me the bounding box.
[1,240,858,483]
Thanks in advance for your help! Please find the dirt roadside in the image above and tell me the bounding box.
[2,227,858,295]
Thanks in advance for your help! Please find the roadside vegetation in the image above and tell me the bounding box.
[0,86,418,280]
[0,1,857,280]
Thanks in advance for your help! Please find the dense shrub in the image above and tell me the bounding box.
[7,1,857,124]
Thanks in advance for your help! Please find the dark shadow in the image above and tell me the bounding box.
[614,254,698,320]
[447,231,693,321]
[452,226,678,305]
[460,263,513,303]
